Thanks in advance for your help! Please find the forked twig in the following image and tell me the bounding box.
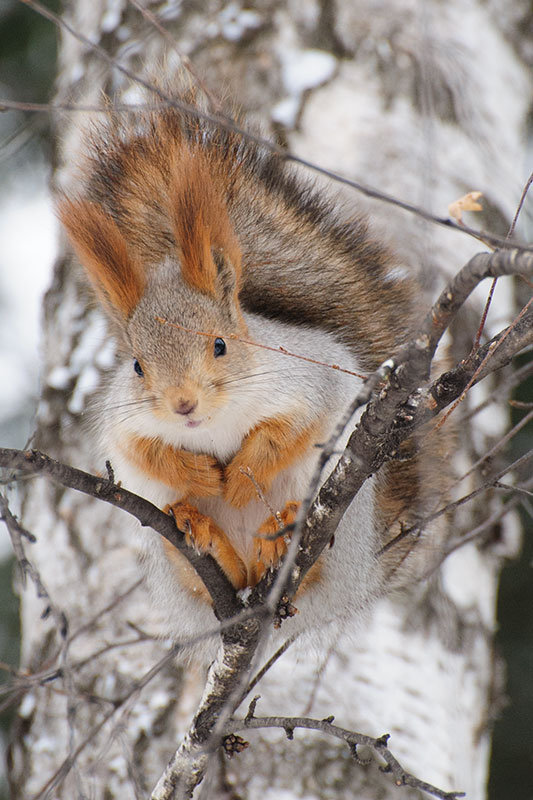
[228,703,465,800]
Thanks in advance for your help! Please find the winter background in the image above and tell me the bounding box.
[0,2,532,799]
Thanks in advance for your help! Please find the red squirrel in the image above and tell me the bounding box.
[58,94,448,646]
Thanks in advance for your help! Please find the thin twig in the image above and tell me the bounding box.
[8,0,533,253]
[126,0,222,112]
[67,579,143,645]
[239,466,283,526]
[0,493,67,635]
[155,317,367,379]
[435,295,533,430]
[229,711,464,800]
[30,643,183,800]
[508,171,533,239]
[471,277,498,352]
[243,636,297,699]
[377,449,533,557]
[456,407,533,486]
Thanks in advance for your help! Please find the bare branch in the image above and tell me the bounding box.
[125,0,223,113]
[0,448,241,620]
[0,493,67,636]
[508,171,533,238]
[229,710,465,800]
[150,619,263,800]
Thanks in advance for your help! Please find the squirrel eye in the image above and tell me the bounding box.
[133,359,144,377]
[213,337,226,358]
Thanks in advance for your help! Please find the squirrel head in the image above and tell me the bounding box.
[124,254,251,429]
[58,147,256,431]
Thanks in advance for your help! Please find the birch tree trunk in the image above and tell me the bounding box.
[8,1,531,799]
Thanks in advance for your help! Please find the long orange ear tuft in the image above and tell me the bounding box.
[169,149,241,298]
[58,198,145,318]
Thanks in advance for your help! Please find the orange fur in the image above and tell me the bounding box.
[251,499,324,595]
[122,435,223,498]
[224,416,321,508]
[251,500,300,584]
[58,199,145,317]
[166,500,247,590]
[169,148,241,298]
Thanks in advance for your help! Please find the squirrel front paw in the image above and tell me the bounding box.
[251,501,301,584]
[223,458,261,508]
[165,501,247,589]
[180,452,224,498]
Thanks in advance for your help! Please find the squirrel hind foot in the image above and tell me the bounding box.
[251,500,301,584]
[165,500,247,590]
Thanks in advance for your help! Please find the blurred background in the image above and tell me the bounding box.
[0,1,531,798]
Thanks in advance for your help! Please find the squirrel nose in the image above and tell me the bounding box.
[174,400,198,416]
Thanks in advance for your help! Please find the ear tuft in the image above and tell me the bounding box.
[58,198,145,318]
[169,149,241,299]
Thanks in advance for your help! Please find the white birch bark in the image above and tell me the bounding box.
[8,1,530,798]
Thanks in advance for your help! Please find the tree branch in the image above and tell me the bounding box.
[252,247,533,602]
[227,703,465,800]
[0,449,241,621]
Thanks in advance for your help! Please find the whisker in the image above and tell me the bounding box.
[92,398,155,413]
[214,367,312,388]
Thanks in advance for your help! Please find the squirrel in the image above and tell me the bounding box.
[57,91,449,647]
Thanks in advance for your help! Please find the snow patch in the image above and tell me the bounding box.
[271,96,301,128]
[32,735,57,754]
[100,1,123,34]
[0,176,56,431]
[102,672,117,696]
[311,501,328,522]
[116,25,131,42]
[95,337,116,369]
[108,754,127,777]
[46,366,72,391]
[68,62,85,84]
[18,693,36,718]
[282,50,337,95]
[440,543,496,628]
[68,365,101,414]
[238,586,252,603]
[122,84,147,107]
[218,4,263,41]
[149,690,171,710]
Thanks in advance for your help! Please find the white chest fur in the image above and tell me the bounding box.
[94,314,381,650]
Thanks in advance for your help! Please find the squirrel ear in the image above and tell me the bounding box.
[57,198,145,318]
[212,249,240,308]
